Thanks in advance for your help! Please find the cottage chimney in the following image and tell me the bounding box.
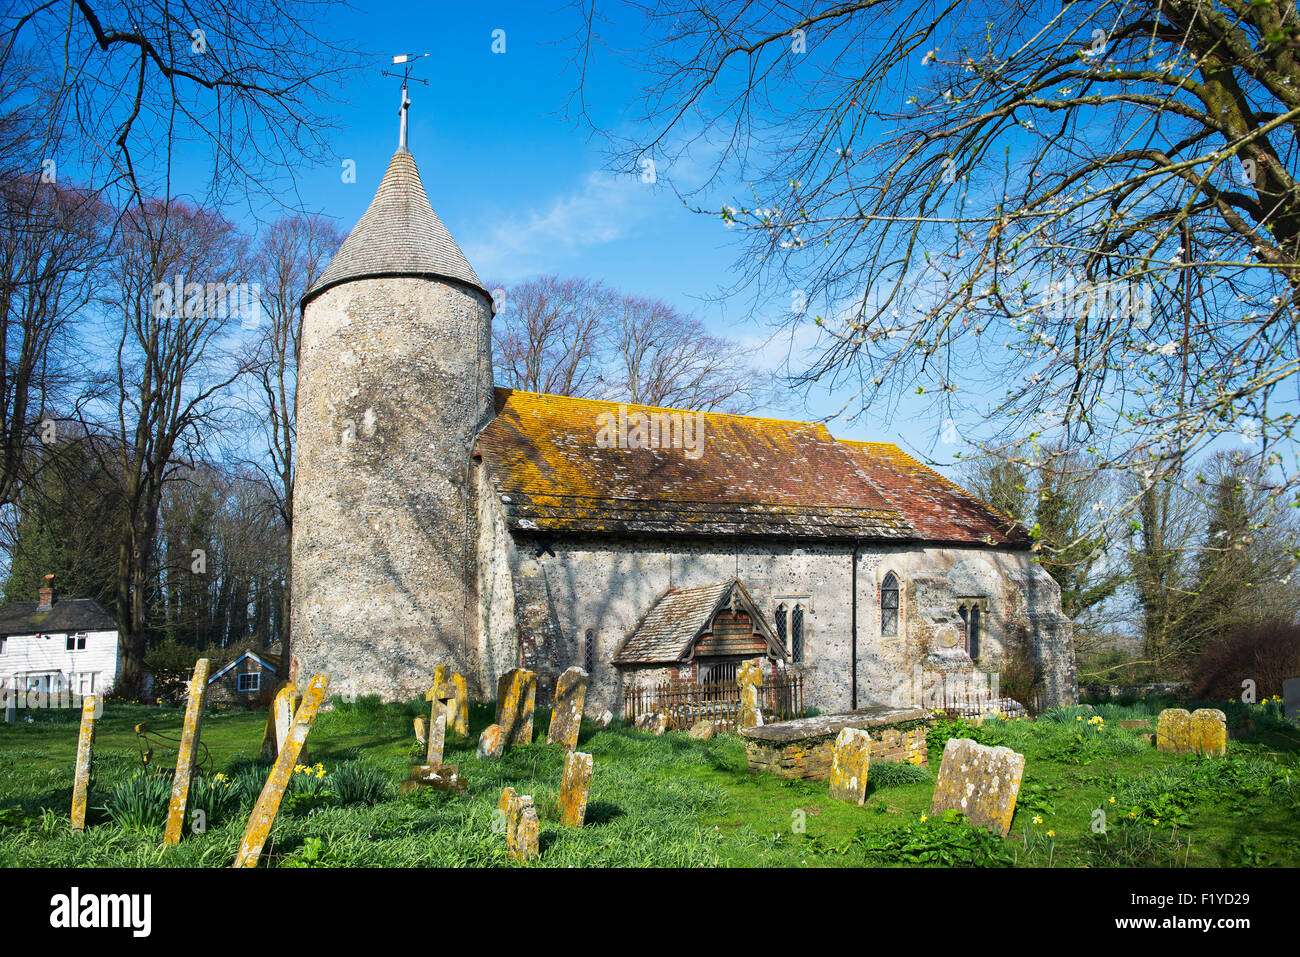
[37,574,54,609]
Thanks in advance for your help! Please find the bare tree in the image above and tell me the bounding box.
[492,275,613,399]
[571,0,1300,516]
[2,0,361,211]
[96,197,248,695]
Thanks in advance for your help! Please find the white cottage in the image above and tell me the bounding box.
[0,576,121,698]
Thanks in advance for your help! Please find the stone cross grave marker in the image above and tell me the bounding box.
[496,667,536,747]
[547,666,588,750]
[559,751,594,827]
[425,708,448,766]
[232,674,330,868]
[1285,676,1299,722]
[828,727,872,805]
[70,693,99,831]
[930,737,1026,837]
[478,724,504,759]
[432,672,469,737]
[260,683,300,760]
[737,659,764,730]
[163,658,211,845]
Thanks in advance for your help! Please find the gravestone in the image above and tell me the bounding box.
[930,737,1026,837]
[633,712,668,735]
[1283,677,1299,722]
[828,727,872,805]
[594,710,613,728]
[164,658,211,845]
[508,794,540,862]
[496,668,537,747]
[1190,708,1227,756]
[1156,708,1192,753]
[478,724,504,759]
[435,673,469,737]
[260,683,300,761]
[498,786,517,823]
[559,751,594,828]
[233,674,330,868]
[547,666,588,750]
[737,659,764,730]
[70,694,99,831]
[414,716,427,746]
[402,763,465,794]
[426,707,447,766]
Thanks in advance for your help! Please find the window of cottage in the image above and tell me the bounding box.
[238,672,260,692]
[881,572,900,637]
[66,632,87,651]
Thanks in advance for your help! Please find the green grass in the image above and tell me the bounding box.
[0,696,1296,867]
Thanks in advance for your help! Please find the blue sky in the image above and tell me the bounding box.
[228,0,967,462]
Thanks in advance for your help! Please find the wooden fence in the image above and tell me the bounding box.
[623,671,806,732]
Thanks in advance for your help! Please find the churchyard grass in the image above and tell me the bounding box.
[0,696,1296,867]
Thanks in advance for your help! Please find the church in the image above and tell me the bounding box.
[289,95,1076,716]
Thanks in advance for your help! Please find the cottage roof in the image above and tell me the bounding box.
[0,598,117,637]
[474,389,1028,546]
[208,651,280,684]
[303,147,488,306]
[613,578,784,665]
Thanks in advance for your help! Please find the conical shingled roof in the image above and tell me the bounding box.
[303,147,488,305]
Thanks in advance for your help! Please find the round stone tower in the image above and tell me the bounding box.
[292,117,494,701]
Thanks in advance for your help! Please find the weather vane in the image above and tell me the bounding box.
[383,53,430,150]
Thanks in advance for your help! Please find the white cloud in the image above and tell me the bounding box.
[463,170,653,281]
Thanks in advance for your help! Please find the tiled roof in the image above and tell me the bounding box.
[303,147,487,305]
[475,389,914,541]
[475,389,1029,546]
[0,598,117,636]
[613,578,783,665]
[838,441,1030,547]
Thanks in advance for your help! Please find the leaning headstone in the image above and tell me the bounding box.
[496,668,537,747]
[232,674,330,868]
[164,658,211,845]
[737,659,764,730]
[559,751,594,828]
[828,727,872,806]
[633,712,668,735]
[70,694,98,831]
[507,794,540,862]
[930,737,1026,837]
[547,666,588,750]
[414,716,427,747]
[260,682,300,761]
[1156,708,1192,753]
[478,724,504,759]
[1285,677,1300,722]
[1189,708,1227,756]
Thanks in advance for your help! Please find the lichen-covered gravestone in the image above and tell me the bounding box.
[828,727,872,805]
[930,737,1026,837]
[1190,708,1227,756]
[547,666,588,750]
[1285,677,1299,722]
[70,694,98,831]
[233,674,330,868]
[443,673,469,737]
[1156,708,1193,752]
[164,658,211,845]
[260,683,300,760]
[425,707,448,766]
[559,751,594,827]
[478,724,504,759]
[505,791,539,862]
[737,659,764,730]
[496,668,537,747]
[414,716,427,746]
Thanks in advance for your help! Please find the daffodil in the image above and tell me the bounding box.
[1046,829,1055,837]
[1033,815,1043,824]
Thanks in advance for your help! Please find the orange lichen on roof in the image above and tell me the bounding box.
[474,388,1028,547]
[838,441,1031,547]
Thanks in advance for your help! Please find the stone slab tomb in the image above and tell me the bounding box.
[742,707,927,781]
[930,737,1025,837]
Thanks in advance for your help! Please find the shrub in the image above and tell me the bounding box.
[1189,621,1300,701]
[868,761,931,787]
[329,761,393,806]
